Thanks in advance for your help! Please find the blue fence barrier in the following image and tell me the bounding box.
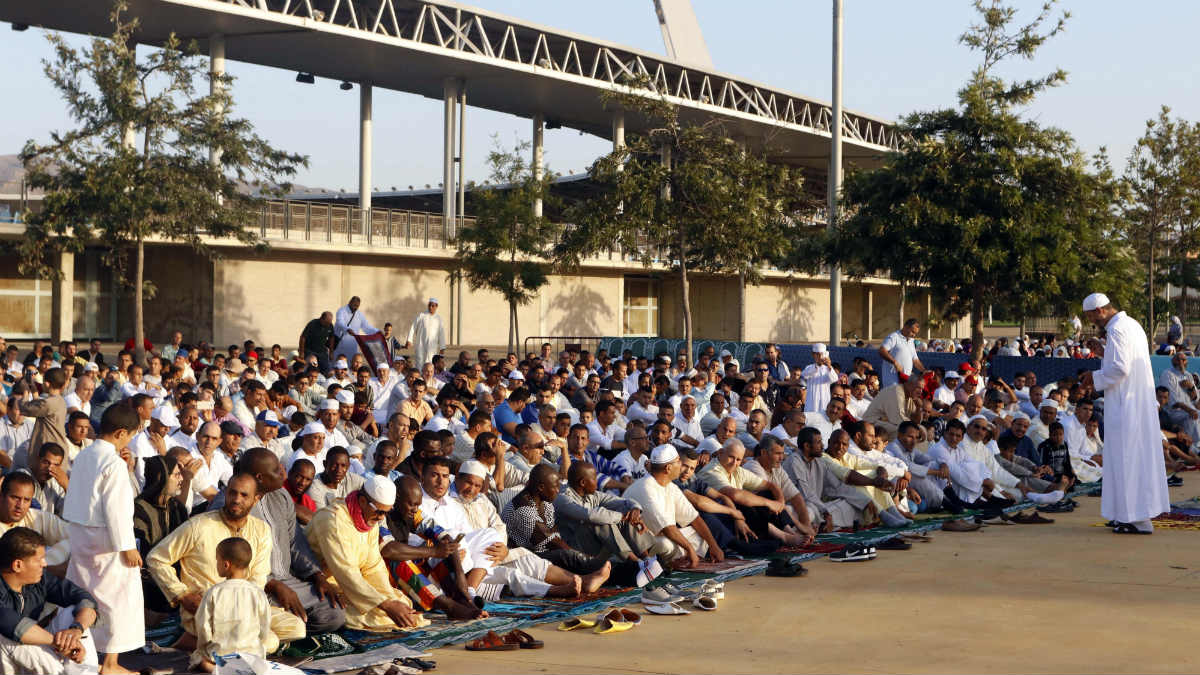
[598,337,1200,387]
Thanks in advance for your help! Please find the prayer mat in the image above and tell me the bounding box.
[144,613,183,649]
[280,632,356,660]
[302,643,430,674]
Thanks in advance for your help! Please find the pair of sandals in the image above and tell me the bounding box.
[1108,521,1153,535]
[1009,511,1054,524]
[558,608,643,633]
[465,629,544,651]
[1038,499,1077,513]
[765,558,807,577]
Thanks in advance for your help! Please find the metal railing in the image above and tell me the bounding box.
[257,199,473,249]
[523,336,605,359]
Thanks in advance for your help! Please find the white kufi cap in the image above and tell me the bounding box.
[650,444,679,464]
[1082,293,1110,311]
[363,474,397,506]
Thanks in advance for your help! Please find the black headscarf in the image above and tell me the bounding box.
[133,454,189,553]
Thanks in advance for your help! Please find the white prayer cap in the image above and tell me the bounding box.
[944,370,960,380]
[376,364,390,372]
[1082,293,1110,311]
[428,297,439,305]
[83,361,100,373]
[151,406,179,427]
[811,343,827,354]
[334,358,349,369]
[1039,400,1059,410]
[967,414,991,426]
[720,349,732,358]
[300,421,326,438]
[1081,348,1092,356]
[335,390,354,405]
[1010,411,1030,421]
[458,460,489,479]
[650,444,679,464]
[363,474,397,507]
[508,370,525,381]
[318,398,340,411]
[661,356,672,364]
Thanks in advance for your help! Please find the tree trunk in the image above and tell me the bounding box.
[898,282,906,330]
[134,237,146,365]
[1149,238,1156,340]
[970,293,985,363]
[679,239,693,371]
[507,302,515,355]
[738,271,746,342]
[512,300,520,357]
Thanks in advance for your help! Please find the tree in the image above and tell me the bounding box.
[451,140,561,355]
[800,0,1131,361]
[557,81,814,367]
[1118,106,1195,336]
[16,2,306,362]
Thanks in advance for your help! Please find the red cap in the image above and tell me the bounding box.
[958,361,975,373]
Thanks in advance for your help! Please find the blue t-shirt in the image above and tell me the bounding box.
[494,401,522,445]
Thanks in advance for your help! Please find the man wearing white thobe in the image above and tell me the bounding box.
[1080,293,1170,534]
[1158,352,1200,449]
[333,296,380,362]
[62,431,145,668]
[405,299,447,369]
[801,344,839,413]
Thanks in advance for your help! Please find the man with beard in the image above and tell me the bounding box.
[147,474,304,652]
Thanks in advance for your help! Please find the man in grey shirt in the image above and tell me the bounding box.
[212,447,346,635]
[553,461,652,562]
[883,420,945,512]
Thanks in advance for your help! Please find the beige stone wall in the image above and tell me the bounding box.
[742,277,830,343]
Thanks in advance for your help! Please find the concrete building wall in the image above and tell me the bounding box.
[743,277,829,343]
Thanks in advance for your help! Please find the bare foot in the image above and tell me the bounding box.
[581,562,611,594]
[443,598,488,621]
[197,658,216,673]
[547,575,582,598]
[99,660,137,675]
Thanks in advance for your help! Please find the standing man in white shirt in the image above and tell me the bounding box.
[878,319,925,388]
[801,344,839,413]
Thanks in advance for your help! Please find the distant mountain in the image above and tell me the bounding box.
[0,154,331,196]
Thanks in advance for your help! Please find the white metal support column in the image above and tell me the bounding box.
[612,109,625,151]
[442,78,458,244]
[828,0,843,346]
[209,34,225,169]
[532,112,544,218]
[457,82,466,239]
[359,82,372,235]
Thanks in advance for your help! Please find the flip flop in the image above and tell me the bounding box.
[503,629,544,649]
[643,602,691,615]
[557,617,596,631]
[692,596,718,611]
[593,617,634,634]
[465,630,519,651]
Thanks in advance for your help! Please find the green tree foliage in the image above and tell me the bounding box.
[802,0,1131,359]
[557,80,814,366]
[451,140,561,354]
[17,2,306,360]
[1121,107,1200,334]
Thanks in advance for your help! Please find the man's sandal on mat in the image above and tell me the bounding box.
[465,630,519,650]
[502,629,544,649]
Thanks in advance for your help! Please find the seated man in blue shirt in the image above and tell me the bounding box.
[493,387,529,446]
[0,527,99,673]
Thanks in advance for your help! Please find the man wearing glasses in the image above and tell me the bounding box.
[306,475,427,631]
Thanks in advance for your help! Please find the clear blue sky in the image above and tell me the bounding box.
[2,0,1197,190]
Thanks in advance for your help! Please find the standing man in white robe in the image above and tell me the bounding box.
[801,344,839,413]
[405,298,447,368]
[62,403,144,674]
[334,296,380,362]
[1079,293,1170,534]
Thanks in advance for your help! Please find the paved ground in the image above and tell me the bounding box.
[431,486,1200,674]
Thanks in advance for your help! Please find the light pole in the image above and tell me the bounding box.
[829,0,844,346]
